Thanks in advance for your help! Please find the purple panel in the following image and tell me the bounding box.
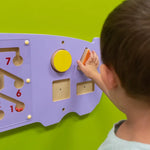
[0,34,102,132]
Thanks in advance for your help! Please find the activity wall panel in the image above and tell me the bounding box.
[0,33,102,132]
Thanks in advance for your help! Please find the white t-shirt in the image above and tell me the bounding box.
[98,121,150,150]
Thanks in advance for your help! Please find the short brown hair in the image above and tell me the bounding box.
[101,0,150,98]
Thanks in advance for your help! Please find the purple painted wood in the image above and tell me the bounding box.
[0,34,102,132]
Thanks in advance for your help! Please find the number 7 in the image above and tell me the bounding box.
[5,57,11,65]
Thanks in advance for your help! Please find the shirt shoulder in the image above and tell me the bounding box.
[98,120,150,150]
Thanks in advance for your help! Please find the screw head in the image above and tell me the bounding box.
[26,78,31,83]
[25,40,30,45]
[27,114,32,119]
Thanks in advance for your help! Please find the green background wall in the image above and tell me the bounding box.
[0,0,125,149]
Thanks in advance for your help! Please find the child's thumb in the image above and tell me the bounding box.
[77,60,85,71]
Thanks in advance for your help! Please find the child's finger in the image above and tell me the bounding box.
[77,60,85,71]
[93,51,99,64]
[95,54,99,65]
[95,58,99,66]
[92,51,96,63]
[91,50,97,64]
[92,50,98,59]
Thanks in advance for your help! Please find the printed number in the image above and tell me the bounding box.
[5,57,11,65]
[10,105,13,112]
[16,89,22,97]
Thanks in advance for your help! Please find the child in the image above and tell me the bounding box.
[77,0,150,149]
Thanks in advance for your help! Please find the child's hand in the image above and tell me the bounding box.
[77,50,99,79]
[77,50,109,96]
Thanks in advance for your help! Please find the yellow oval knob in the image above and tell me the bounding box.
[51,50,72,72]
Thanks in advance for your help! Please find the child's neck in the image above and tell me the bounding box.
[116,96,150,144]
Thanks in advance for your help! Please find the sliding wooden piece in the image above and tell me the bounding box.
[77,48,91,70]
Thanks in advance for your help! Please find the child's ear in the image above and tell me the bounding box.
[100,64,118,90]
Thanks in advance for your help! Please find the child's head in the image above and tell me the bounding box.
[100,0,150,99]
